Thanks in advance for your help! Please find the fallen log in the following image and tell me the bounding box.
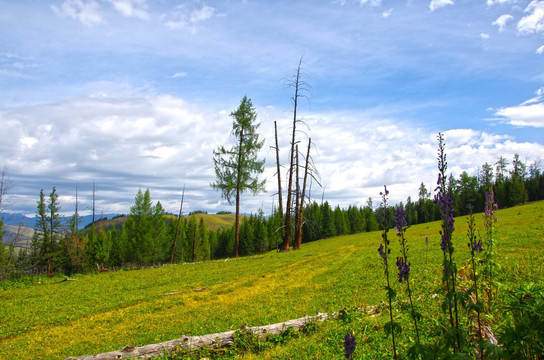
[65,306,377,360]
[158,291,184,296]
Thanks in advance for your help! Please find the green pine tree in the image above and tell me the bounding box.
[211,96,265,257]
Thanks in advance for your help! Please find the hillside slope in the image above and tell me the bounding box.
[0,201,542,360]
[1,224,34,247]
[85,213,244,234]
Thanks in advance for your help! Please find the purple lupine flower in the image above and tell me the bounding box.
[425,236,429,246]
[394,207,407,233]
[344,330,357,359]
[437,191,455,253]
[484,189,499,227]
[396,257,410,283]
[379,185,389,196]
[378,244,387,264]
[471,239,483,256]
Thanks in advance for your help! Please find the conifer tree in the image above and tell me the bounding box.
[196,218,210,261]
[34,189,49,272]
[123,188,154,265]
[47,187,61,276]
[150,201,167,264]
[212,96,265,257]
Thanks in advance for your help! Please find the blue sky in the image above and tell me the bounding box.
[1,0,543,217]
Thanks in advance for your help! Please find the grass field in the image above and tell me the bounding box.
[0,201,542,359]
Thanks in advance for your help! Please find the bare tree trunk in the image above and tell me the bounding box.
[282,57,303,251]
[170,185,185,264]
[274,121,284,226]
[296,138,311,250]
[75,185,79,234]
[234,129,244,258]
[0,165,9,213]
[74,185,81,271]
[92,181,96,226]
[49,202,54,277]
[235,186,240,258]
[294,145,300,249]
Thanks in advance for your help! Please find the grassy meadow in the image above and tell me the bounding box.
[0,201,543,359]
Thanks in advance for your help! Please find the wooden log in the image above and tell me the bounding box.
[158,291,184,296]
[65,305,381,360]
[65,311,342,360]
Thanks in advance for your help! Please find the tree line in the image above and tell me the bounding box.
[0,151,542,277]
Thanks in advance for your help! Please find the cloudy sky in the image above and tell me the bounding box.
[1,0,543,217]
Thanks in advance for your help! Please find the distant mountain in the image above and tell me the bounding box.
[0,213,124,229]
[0,213,35,228]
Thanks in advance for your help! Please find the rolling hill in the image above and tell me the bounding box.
[1,201,542,359]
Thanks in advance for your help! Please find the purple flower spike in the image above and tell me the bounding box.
[378,244,387,264]
[471,239,483,256]
[396,257,410,283]
[437,191,455,253]
[344,330,357,359]
[394,207,407,233]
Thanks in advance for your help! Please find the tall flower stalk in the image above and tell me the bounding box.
[377,186,399,360]
[434,133,462,351]
[482,188,499,311]
[394,207,420,343]
[466,204,484,348]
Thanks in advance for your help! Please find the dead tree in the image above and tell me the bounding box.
[170,185,185,264]
[91,181,96,226]
[293,144,300,249]
[273,121,284,227]
[282,56,310,251]
[295,138,312,250]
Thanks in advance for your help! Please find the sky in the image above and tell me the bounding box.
[1,0,543,218]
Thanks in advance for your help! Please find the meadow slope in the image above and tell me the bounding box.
[0,201,542,359]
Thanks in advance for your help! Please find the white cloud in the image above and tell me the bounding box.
[537,45,544,53]
[429,0,454,12]
[108,0,149,20]
[360,0,382,6]
[52,0,105,27]
[0,94,231,214]
[493,14,514,31]
[0,69,30,79]
[190,5,215,23]
[486,0,515,5]
[480,32,490,39]
[493,88,544,127]
[2,92,543,216]
[518,0,544,33]
[382,8,393,18]
[172,72,187,78]
[161,4,215,32]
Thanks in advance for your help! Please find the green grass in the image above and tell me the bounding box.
[1,201,543,360]
[188,213,247,231]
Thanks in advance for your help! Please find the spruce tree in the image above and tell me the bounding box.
[123,188,154,265]
[211,96,265,257]
[47,187,61,276]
